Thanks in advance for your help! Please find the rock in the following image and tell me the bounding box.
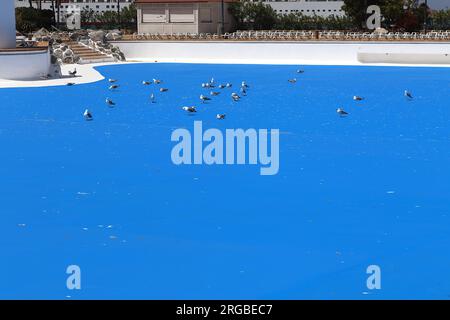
[112,53,121,61]
[63,49,74,58]
[63,56,74,64]
[105,32,122,41]
[53,48,63,59]
[34,27,49,38]
[88,30,105,42]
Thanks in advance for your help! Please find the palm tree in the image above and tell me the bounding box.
[56,0,61,27]
[117,0,121,28]
[51,0,56,25]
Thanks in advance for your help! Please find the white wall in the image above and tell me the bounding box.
[0,49,51,80]
[0,0,17,49]
[262,0,345,17]
[112,41,450,66]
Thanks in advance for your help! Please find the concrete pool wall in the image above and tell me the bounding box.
[112,41,450,66]
[0,48,51,80]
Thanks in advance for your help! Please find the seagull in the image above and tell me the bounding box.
[296,69,305,74]
[68,68,77,76]
[109,84,119,90]
[210,78,215,85]
[337,108,349,116]
[219,84,226,89]
[226,83,232,88]
[150,93,156,103]
[404,90,413,99]
[105,98,115,107]
[353,96,364,101]
[202,83,211,88]
[160,88,168,92]
[182,106,197,113]
[83,109,93,121]
[210,91,220,96]
[200,94,211,103]
[108,79,117,83]
[288,78,297,83]
[153,78,162,84]
[142,80,151,85]
[66,82,75,86]
[231,93,240,101]
[241,81,249,88]
[216,114,226,120]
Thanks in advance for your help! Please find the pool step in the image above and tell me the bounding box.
[66,41,115,64]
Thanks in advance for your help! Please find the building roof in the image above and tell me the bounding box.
[135,0,235,3]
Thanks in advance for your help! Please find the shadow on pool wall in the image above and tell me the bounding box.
[1,62,450,299]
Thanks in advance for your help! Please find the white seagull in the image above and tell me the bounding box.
[68,68,77,76]
[160,88,168,92]
[200,94,211,103]
[150,93,156,103]
[210,91,220,96]
[153,78,162,84]
[109,84,119,90]
[108,79,117,83]
[83,109,93,121]
[231,93,240,101]
[337,108,349,116]
[105,98,115,107]
[226,83,232,88]
[182,106,197,113]
[216,114,226,120]
[218,84,226,89]
[288,78,297,83]
[404,90,413,99]
[142,80,151,85]
[353,96,364,101]
[241,81,249,88]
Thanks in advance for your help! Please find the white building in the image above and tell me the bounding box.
[15,0,134,20]
[136,0,234,34]
[258,0,345,17]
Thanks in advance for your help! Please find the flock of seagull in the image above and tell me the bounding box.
[75,67,415,121]
[80,72,252,121]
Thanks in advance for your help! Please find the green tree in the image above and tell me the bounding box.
[16,7,54,33]
[431,9,450,30]
[229,1,278,30]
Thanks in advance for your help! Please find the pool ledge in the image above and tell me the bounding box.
[0,62,123,89]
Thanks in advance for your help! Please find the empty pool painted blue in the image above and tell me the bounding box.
[1,63,450,299]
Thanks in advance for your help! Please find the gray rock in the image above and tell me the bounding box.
[89,30,105,42]
[53,48,63,59]
[106,32,122,41]
[34,27,49,38]
[63,49,74,58]
[63,56,74,64]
